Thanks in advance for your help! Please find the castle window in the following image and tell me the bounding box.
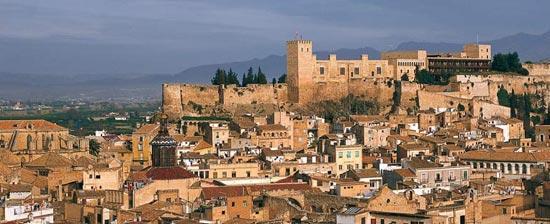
[371,71,374,76]
[320,67,325,75]
[376,67,382,75]
[354,67,359,75]
[340,67,346,75]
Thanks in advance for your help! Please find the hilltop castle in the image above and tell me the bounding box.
[163,40,492,119]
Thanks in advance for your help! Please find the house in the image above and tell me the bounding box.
[402,158,471,188]
[340,168,383,191]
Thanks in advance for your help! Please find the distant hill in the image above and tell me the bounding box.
[489,30,550,62]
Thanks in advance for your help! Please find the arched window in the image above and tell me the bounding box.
[515,164,520,173]
[507,164,512,172]
[522,164,527,174]
[500,164,505,172]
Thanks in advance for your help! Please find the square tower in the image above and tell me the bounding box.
[464,44,492,60]
[287,40,315,104]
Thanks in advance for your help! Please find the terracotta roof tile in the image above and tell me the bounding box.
[193,140,212,151]
[146,167,196,180]
[0,120,66,131]
[394,168,416,178]
[459,151,550,163]
[26,152,74,168]
[0,150,21,166]
[134,124,159,134]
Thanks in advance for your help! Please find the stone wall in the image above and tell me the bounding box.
[162,77,396,119]
[221,84,287,106]
[417,90,472,112]
[523,63,550,76]
[162,83,219,119]
[400,81,422,108]
[162,83,287,119]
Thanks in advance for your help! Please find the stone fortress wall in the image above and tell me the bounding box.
[523,62,550,76]
[221,84,288,106]
[163,83,288,119]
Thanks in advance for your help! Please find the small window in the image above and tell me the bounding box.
[340,67,346,75]
[320,67,325,75]
[354,67,359,75]
[95,175,101,179]
[376,67,382,75]
[231,171,237,178]
[231,202,235,207]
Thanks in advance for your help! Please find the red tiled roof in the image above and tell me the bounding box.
[394,168,416,178]
[459,151,550,163]
[146,167,196,180]
[134,124,159,134]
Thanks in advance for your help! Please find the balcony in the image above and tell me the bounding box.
[435,178,443,183]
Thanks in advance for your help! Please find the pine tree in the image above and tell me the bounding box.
[211,68,227,85]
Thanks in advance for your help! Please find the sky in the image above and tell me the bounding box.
[1,0,549,75]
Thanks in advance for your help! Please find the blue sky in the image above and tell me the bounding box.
[1,0,549,74]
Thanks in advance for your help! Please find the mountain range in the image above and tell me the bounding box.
[1,30,549,101]
[176,30,550,83]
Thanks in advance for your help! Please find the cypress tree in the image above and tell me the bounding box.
[510,90,517,118]
[256,67,268,84]
[245,67,255,86]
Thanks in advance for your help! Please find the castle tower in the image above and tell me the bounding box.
[464,44,491,60]
[287,40,315,104]
[150,114,177,167]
